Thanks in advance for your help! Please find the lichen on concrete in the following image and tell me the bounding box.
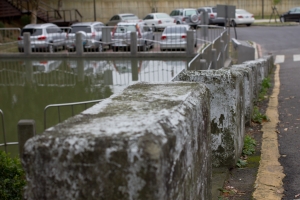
[22,82,212,200]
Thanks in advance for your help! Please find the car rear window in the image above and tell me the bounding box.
[116,25,137,33]
[156,13,170,18]
[71,26,92,33]
[21,28,42,36]
[184,10,197,16]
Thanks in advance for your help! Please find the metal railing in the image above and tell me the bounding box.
[187,25,229,70]
[44,99,103,130]
[0,28,21,53]
[0,109,18,153]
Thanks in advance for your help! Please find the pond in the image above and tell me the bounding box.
[0,57,188,156]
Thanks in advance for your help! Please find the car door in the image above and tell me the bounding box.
[107,15,120,26]
[47,26,64,47]
[288,7,300,22]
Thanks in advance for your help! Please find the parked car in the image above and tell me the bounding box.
[106,13,140,26]
[169,8,201,29]
[280,7,300,22]
[65,21,105,52]
[143,12,176,31]
[160,25,197,51]
[17,23,67,53]
[230,9,255,27]
[197,6,225,26]
[111,22,154,51]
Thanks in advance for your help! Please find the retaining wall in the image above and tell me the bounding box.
[22,82,212,200]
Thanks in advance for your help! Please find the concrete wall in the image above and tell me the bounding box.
[46,0,300,22]
[22,82,212,200]
[174,55,273,167]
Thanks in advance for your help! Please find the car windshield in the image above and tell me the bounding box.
[164,27,187,34]
[184,10,197,16]
[116,25,137,33]
[70,26,92,33]
[122,15,138,20]
[156,13,170,18]
[21,28,42,36]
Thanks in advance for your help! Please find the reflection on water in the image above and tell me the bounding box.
[0,58,187,156]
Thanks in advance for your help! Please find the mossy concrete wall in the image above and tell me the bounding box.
[22,82,212,200]
[45,0,300,23]
[174,55,274,168]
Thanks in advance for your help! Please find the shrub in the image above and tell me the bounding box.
[20,15,30,27]
[0,151,26,200]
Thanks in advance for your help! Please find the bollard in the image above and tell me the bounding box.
[18,119,36,157]
[130,32,137,55]
[75,32,84,55]
[23,32,31,55]
[186,30,194,56]
[211,49,217,70]
[220,40,225,67]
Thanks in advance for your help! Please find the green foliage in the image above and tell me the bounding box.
[243,135,256,156]
[273,0,281,5]
[0,151,26,200]
[259,77,271,101]
[20,15,31,27]
[236,158,247,168]
[252,106,268,124]
[0,22,4,28]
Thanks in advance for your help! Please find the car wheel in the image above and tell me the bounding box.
[18,48,23,52]
[176,21,180,24]
[230,20,236,27]
[280,17,285,23]
[112,47,118,52]
[190,14,199,23]
[246,24,251,27]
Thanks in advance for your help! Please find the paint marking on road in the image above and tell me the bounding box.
[274,55,285,64]
[293,54,300,62]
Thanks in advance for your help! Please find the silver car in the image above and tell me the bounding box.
[106,13,140,27]
[111,22,154,51]
[66,22,105,52]
[169,8,201,29]
[18,23,67,53]
[160,25,197,51]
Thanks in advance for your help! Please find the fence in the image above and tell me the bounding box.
[0,28,21,53]
[0,25,229,58]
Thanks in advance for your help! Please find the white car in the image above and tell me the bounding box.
[160,25,197,51]
[231,9,255,27]
[143,13,176,31]
[111,22,154,51]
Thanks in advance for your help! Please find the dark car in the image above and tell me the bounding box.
[280,7,300,22]
[197,6,225,26]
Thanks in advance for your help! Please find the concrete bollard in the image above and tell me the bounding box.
[130,32,137,55]
[186,30,194,56]
[23,32,31,55]
[18,119,35,157]
[220,40,225,67]
[75,32,84,55]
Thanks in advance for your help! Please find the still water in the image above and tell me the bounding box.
[0,57,187,156]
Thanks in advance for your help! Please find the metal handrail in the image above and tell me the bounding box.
[44,99,103,130]
[187,25,228,70]
[0,109,18,153]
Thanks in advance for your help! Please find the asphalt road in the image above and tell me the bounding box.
[230,25,300,199]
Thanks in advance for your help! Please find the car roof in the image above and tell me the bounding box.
[23,23,58,28]
[118,13,138,17]
[71,22,104,27]
[117,22,143,26]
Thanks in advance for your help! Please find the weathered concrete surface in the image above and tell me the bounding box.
[176,69,244,168]
[22,82,211,200]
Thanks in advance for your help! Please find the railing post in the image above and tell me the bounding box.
[220,40,225,67]
[130,32,137,55]
[211,49,217,70]
[199,59,207,70]
[76,32,84,56]
[18,119,36,158]
[23,32,31,55]
[186,30,194,56]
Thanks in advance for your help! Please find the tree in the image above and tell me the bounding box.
[29,0,39,24]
